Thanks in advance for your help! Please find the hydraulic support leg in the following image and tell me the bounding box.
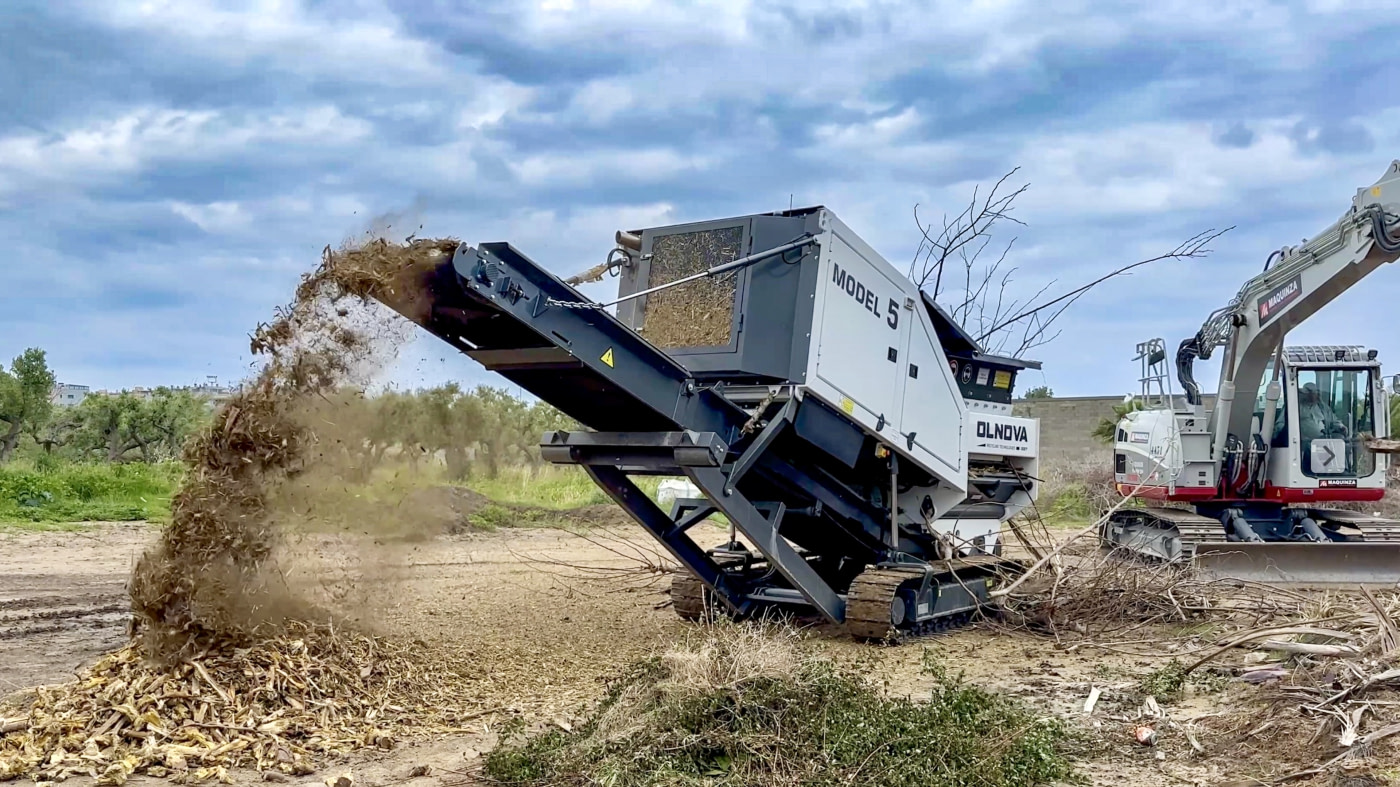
[684,466,847,623]
[583,464,755,617]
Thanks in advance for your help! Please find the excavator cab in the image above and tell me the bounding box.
[1261,347,1386,494]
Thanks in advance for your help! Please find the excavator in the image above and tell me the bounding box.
[1104,160,1400,583]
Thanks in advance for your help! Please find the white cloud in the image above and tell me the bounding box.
[0,105,372,198]
[846,115,1397,226]
[83,0,444,84]
[455,81,539,131]
[518,0,755,47]
[11,0,1400,397]
[508,148,717,187]
[812,107,923,148]
[564,79,638,126]
[168,200,249,233]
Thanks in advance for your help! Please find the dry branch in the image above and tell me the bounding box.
[909,168,1232,358]
[1256,640,1359,657]
[0,623,486,784]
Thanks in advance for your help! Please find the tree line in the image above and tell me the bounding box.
[0,348,222,464]
[301,383,575,481]
[1,348,574,479]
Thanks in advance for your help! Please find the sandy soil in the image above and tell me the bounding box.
[0,517,1376,787]
[0,523,149,695]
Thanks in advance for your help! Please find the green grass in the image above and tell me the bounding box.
[1136,660,1228,703]
[0,460,181,527]
[465,464,661,509]
[0,455,671,531]
[463,467,675,530]
[486,629,1076,787]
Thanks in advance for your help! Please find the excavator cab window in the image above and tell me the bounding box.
[1293,368,1375,477]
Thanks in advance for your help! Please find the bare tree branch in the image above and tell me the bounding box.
[910,167,1232,359]
[974,228,1232,348]
[909,168,1028,303]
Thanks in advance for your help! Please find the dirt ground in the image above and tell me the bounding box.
[0,517,1384,787]
[0,523,147,695]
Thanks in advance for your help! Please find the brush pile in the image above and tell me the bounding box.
[998,540,1400,779]
[485,624,1075,787]
[2,237,474,783]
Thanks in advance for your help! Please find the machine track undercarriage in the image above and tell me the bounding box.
[1104,506,1400,583]
[670,559,1005,640]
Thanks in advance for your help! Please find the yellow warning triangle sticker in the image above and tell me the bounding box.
[600,348,615,368]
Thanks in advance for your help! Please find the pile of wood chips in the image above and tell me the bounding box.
[0,622,480,785]
[0,238,483,786]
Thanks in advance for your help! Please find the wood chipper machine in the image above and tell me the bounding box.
[371,207,1044,638]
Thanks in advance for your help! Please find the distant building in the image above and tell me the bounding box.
[187,382,239,409]
[50,383,90,407]
[84,377,241,409]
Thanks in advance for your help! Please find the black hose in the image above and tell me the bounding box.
[1370,208,1400,253]
[1176,336,1203,406]
[1263,249,1283,272]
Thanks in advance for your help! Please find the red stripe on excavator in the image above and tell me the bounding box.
[1117,484,1216,500]
[1116,483,1385,504]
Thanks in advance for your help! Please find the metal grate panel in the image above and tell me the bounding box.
[637,226,743,349]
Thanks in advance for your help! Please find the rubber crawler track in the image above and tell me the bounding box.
[846,567,987,641]
[670,573,711,621]
[845,567,924,640]
[672,569,989,641]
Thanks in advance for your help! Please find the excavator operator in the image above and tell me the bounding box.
[1298,382,1346,441]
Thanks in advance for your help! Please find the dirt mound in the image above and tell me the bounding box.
[398,485,491,534]
[127,238,458,655]
[0,621,482,785]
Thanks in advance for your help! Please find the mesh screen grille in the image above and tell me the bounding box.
[637,226,742,348]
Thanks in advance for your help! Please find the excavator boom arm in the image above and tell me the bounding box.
[1184,161,1400,444]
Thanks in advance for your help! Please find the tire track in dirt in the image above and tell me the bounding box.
[0,523,149,693]
[0,579,130,693]
[0,600,129,641]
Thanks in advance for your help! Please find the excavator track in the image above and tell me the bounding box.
[1103,507,1224,562]
[1107,506,1400,584]
[1307,509,1400,542]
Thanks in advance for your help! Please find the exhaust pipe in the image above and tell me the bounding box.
[615,230,642,251]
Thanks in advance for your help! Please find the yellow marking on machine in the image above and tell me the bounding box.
[600,348,615,367]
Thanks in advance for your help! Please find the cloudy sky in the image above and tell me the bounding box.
[4,0,1400,398]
